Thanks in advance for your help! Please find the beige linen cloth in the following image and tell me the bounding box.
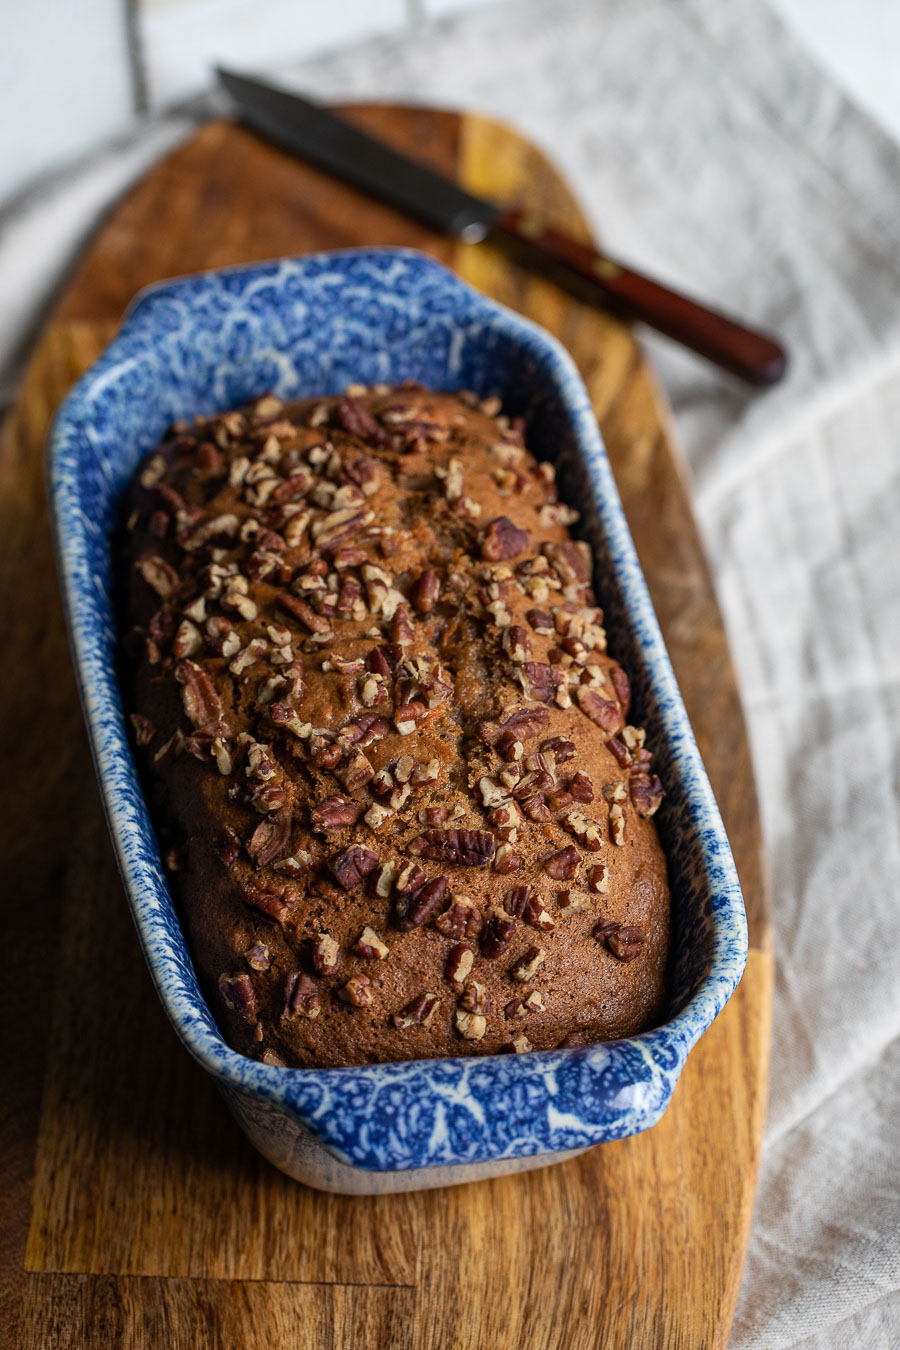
[2,1,898,1343]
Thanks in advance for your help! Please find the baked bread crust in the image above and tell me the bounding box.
[121,386,668,1067]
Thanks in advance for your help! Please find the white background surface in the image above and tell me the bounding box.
[1,3,899,1348]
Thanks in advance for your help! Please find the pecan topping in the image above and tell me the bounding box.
[354,926,389,960]
[506,1032,533,1054]
[544,846,580,880]
[502,626,531,663]
[593,918,622,946]
[522,893,555,930]
[510,946,546,982]
[435,895,483,940]
[455,1009,487,1041]
[526,608,554,633]
[611,667,631,716]
[408,828,495,866]
[311,932,342,976]
[311,796,360,830]
[175,660,223,728]
[541,736,575,763]
[630,772,664,818]
[246,806,292,868]
[607,925,646,961]
[335,396,392,445]
[219,972,257,1022]
[339,974,375,1008]
[481,905,515,959]
[505,886,532,918]
[277,592,332,634]
[245,943,270,971]
[609,802,627,846]
[393,993,439,1028]
[328,846,379,891]
[607,736,632,768]
[521,794,551,823]
[559,1031,585,1048]
[394,875,449,931]
[241,879,298,922]
[283,971,321,1019]
[481,515,529,561]
[219,826,241,868]
[570,771,594,803]
[459,981,490,1015]
[557,888,589,912]
[446,944,474,988]
[337,749,374,792]
[520,662,561,704]
[479,705,550,746]
[411,567,440,613]
[130,712,157,746]
[494,845,522,874]
[577,688,623,735]
[588,864,610,894]
[136,553,179,598]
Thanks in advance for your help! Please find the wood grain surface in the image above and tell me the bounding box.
[0,109,772,1349]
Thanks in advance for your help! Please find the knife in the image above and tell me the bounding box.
[217,68,787,387]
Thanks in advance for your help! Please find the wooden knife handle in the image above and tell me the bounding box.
[489,207,787,387]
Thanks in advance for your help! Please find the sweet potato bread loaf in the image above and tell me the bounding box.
[121,385,668,1067]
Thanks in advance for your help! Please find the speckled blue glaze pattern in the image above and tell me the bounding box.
[48,249,747,1191]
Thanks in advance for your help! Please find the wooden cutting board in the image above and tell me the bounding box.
[0,109,772,1349]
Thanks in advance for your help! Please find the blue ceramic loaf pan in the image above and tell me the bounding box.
[48,248,747,1193]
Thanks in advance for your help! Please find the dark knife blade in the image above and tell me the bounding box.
[217,68,787,385]
[217,68,499,240]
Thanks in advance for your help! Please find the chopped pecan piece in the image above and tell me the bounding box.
[481,906,515,959]
[434,895,483,940]
[242,879,298,922]
[175,659,223,728]
[525,608,554,633]
[277,592,332,634]
[522,894,555,930]
[520,662,560,704]
[393,993,439,1028]
[611,666,631,716]
[558,1031,584,1048]
[607,925,646,962]
[478,705,550,747]
[136,553,180,598]
[311,932,342,976]
[283,971,321,1020]
[570,771,594,803]
[505,886,533,918]
[502,625,531,663]
[557,888,589,913]
[329,846,379,891]
[455,1009,487,1041]
[335,396,392,445]
[411,567,440,613]
[609,802,627,846]
[577,688,623,735]
[446,943,474,988]
[510,946,546,982]
[353,926,389,960]
[630,772,664,818]
[219,972,257,1022]
[394,876,449,932]
[245,943,270,971]
[459,981,490,1015]
[541,736,575,763]
[246,806,293,868]
[339,974,375,1008]
[587,864,610,894]
[311,796,360,830]
[593,918,623,946]
[506,1032,533,1054]
[607,736,632,768]
[337,750,374,792]
[130,712,157,746]
[521,794,551,822]
[544,845,580,880]
[481,515,529,561]
[493,845,522,874]
[408,828,495,866]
